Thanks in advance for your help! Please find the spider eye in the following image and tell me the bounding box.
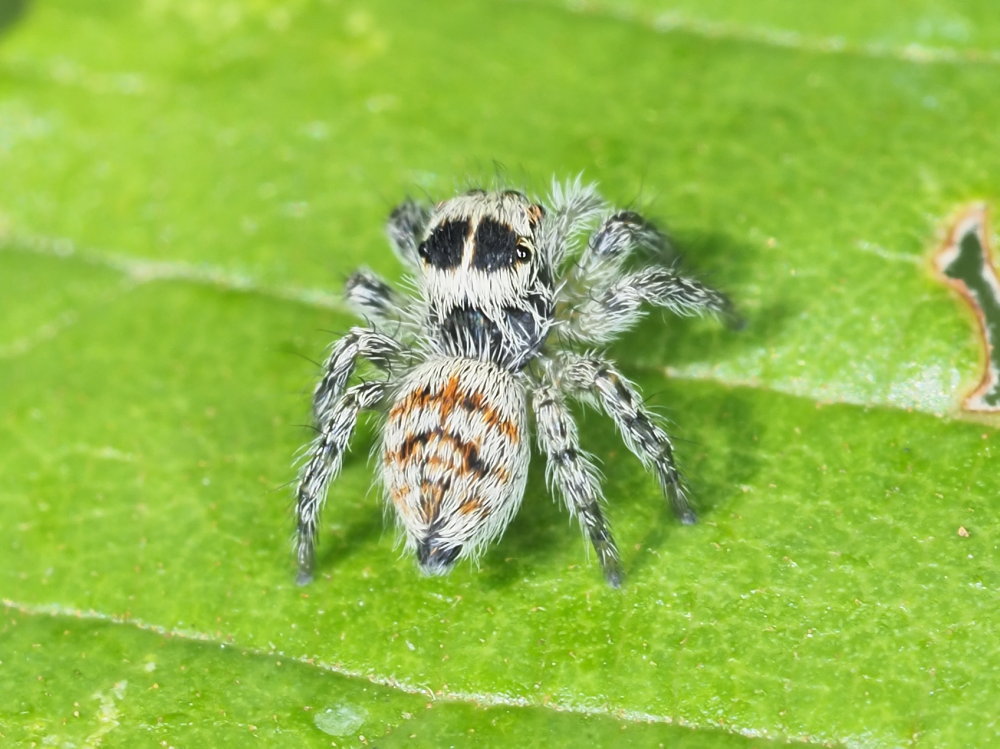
[471,218,533,271]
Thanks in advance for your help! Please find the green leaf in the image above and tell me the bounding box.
[1,1,998,746]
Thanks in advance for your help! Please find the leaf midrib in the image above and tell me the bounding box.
[0,597,831,747]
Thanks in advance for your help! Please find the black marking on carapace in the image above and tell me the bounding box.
[439,304,502,356]
[472,217,523,271]
[934,203,1000,411]
[435,300,550,371]
[419,219,469,269]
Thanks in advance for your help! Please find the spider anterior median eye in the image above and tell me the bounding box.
[515,243,532,262]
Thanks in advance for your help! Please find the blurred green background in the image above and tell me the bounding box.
[1,1,998,746]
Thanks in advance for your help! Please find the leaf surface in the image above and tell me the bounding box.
[1,1,998,746]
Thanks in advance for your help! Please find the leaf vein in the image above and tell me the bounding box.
[1,231,347,312]
[1,597,828,746]
[509,0,1000,66]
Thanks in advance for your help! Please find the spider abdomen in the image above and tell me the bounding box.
[382,357,529,575]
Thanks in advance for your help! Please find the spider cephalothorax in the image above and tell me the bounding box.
[294,179,736,587]
[419,189,551,371]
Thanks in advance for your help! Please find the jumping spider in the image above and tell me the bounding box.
[294,178,736,587]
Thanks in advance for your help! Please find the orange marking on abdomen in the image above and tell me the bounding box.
[418,478,452,522]
[388,377,520,444]
[390,486,411,514]
[457,390,520,443]
[459,497,482,515]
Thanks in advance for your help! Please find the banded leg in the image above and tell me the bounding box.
[586,210,666,266]
[296,380,387,584]
[559,355,697,525]
[386,198,431,270]
[345,269,409,330]
[313,327,402,423]
[567,265,739,343]
[533,384,623,587]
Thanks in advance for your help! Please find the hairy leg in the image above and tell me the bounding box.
[557,354,697,525]
[587,209,665,264]
[561,210,664,298]
[532,383,623,587]
[566,265,738,343]
[386,198,431,270]
[344,268,413,332]
[538,175,606,268]
[297,326,404,582]
[312,327,402,422]
[296,380,387,584]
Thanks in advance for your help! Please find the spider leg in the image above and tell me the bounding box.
[312,327,402,423]
[386,198,431,270]
[532,383,623,587]
[297,327,404,583]
[587,210,666,264]
[345,268,413,331]
[538,176,605,268]
[295,379,387,583]
[566,265,739,343]
[561,210,665,302]
[558,354,697,525]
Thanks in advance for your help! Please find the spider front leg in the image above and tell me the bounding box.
[386,198,431,270]
[538,176,605,267]
[562,211,740,343]
[566,264,738,343]
[297,328,403,583]
[587,210,666,264]
[564,210,667,298]
[557,354,697,525]
[345,269,410,331]
[533,384,623,587]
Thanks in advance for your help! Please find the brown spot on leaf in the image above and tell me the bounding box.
[934,203,1000,412]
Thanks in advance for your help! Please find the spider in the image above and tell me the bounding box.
[294,178,737,587]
